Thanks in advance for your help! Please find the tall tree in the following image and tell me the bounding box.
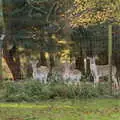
[2,0,26,80]
[0,0,6,80]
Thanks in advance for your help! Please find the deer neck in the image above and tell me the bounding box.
[32,65,38,74]
[90,59,96,68]
[64,67,71,74]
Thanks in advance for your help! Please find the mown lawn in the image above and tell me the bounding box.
[0,99,120,120]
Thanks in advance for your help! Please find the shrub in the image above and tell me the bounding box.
[98,82,110,95]
[79,84,99,98]
[1,79,119,102]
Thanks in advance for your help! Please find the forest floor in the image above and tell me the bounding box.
[0,98,120,120]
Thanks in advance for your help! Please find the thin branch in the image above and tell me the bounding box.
[46,2,57,23]
[10,4,27,16]
[52,23,61,33]
[26,0,47,14]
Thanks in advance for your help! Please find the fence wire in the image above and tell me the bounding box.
[1,24,120,81]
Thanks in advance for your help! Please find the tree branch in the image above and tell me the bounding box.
[46,2,57,23]
[26,0,47,14]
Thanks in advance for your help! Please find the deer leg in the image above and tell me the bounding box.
[94,75,99,87]
[44,74,48,84]
[112,75,119,90]
[96,76,99,83]
[44,78,46,84]
[93,76,96,87]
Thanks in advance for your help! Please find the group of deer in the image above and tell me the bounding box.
[30,59,82,84]
[30,56,119,89]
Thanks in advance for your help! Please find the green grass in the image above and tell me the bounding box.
[0,99,120,120]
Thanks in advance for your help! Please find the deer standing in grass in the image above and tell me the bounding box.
[30,59,49,83]
[62,61,82,83]
[87,56,119,89]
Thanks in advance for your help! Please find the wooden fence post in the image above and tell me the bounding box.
[108,24,113,95]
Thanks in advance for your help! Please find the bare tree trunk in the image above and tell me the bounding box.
[0,0,6,80]
[26,62,33,78]
[39,51,47,66]
[75,56,84,72]
[2,0,22,81]
[49,53,55,71]
[0,33,5,80]
[26,54,33,78]
[47,53,55,79]
[3,40,22,80]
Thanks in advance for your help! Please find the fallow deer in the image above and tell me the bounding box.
[30,59,49,83]
[87,56,119,89]
[62,61,82,84]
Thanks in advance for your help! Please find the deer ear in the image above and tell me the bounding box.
[94,55,99,60]
[87,57,90,60]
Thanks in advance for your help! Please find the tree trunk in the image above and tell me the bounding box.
[3,40,22,80]
[26,55,33,78]
[47,53,55,78]
[75,56,84,72]
[39,51,47,66]
[26,62,33,78]
[49,53,55,71]
[0,0,6,80]
[2,0,22,80]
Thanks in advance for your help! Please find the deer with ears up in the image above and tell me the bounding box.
[30,59,49,84]
[87,56,119,89]
[62,61,82,84]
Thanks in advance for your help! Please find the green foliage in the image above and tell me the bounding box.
[98,83,110,95]
[67,0,120,27]
[0,80,118,102]
[79,83,99,98]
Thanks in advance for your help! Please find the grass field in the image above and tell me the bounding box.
[0,99,120,120]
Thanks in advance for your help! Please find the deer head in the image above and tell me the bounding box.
[30,59,39,69]
[87,56,98,65]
